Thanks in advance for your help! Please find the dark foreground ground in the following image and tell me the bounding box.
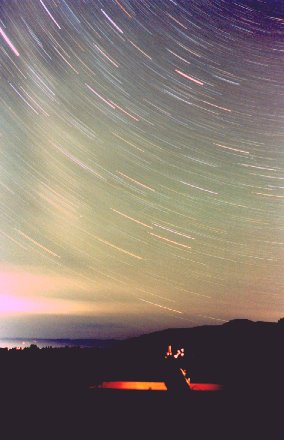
[2,319,283,439]
[2,386,283,440]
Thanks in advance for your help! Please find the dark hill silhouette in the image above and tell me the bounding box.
[97,318,284,395]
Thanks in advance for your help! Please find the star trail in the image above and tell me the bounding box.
[0,0,283,338]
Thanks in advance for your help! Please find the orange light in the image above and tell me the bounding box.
[97,381,167,391]
[190,383,223,391]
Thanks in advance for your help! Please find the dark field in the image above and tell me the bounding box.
[3,386,282,439]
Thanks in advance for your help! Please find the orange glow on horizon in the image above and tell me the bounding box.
[0,294,38,314]
[0,269,121,316]
[0,270,78,297]
[0,293,90,315]
[0,270,94,315]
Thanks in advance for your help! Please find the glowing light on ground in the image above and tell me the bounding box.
[93,381,222,391]
[97,381,167,391]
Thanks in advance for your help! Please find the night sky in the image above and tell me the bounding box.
[0,0,283,339]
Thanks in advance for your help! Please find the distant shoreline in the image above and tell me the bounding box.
[0,337,120,349]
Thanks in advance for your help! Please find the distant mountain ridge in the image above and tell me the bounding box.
[2,318,283,349]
